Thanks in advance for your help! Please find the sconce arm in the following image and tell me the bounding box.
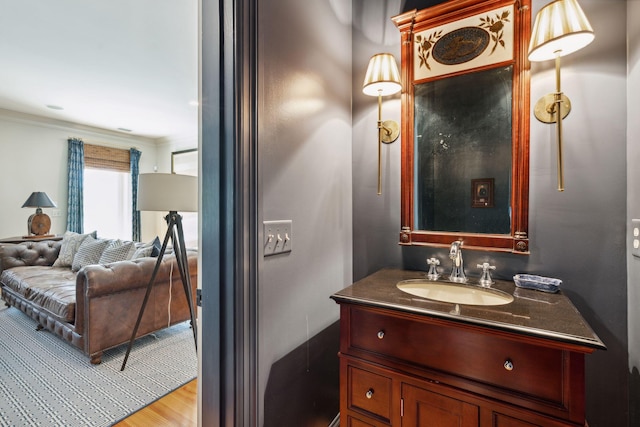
[554,54,565,191]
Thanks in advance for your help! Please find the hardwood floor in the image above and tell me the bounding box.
[114,379,197,427]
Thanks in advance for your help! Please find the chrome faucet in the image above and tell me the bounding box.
[449,240,467,283]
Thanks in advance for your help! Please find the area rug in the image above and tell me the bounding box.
[0,306,197,427]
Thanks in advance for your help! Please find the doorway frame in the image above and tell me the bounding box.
[200,0,258,425]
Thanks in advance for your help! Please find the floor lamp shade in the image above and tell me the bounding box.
[137,173,197,213]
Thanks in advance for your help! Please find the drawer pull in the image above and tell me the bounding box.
[365,389,374,399]
[377,330,385,339]
[504,359,514,371]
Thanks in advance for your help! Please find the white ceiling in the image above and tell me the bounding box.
[0,0,198,140]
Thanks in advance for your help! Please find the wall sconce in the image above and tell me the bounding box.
[528,0,594,192]
[22,191,57,237]
[363,53,402,195]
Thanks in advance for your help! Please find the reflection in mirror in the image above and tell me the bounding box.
[415,66,512,234]
[393,0,531,253]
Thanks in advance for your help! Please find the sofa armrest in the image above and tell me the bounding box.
[78,257,157,298]
[73,252,198,338]
[0,240,62,273]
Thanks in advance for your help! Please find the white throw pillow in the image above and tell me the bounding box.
[53,230,97,268]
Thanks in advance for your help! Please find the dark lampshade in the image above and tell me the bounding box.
[22,192,57,209]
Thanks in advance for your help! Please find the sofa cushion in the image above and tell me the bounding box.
[72,237,110,272]
[98,239,136,264]
[1,266,76,322]
[131,236,161,259]
[53,231,98,268]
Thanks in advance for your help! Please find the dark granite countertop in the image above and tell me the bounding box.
[331,268,606,351]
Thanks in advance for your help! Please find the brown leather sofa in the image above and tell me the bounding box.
[0,240,197,364]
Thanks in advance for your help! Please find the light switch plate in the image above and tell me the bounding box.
[263,220,292,256]
[633,219,640,258]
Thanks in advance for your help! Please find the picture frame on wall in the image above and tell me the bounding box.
[171,148,198,176]
[471,178,494,208]
[170,148,198,248]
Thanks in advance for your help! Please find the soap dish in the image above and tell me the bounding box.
[513,274,561,293]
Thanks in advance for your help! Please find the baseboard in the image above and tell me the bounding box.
[328,413,340,427]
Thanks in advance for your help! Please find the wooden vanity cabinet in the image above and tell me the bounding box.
[338,303,595,427]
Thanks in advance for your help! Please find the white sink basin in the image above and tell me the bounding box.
[396,279,514,306]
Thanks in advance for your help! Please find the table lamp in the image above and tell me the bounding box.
[22,192,57,237]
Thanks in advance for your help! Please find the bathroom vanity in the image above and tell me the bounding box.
[331,269,605,427]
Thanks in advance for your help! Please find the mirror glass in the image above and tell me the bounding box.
[393,0,530,253]
[414,66,512,234]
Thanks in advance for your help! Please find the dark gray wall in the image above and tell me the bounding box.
[352,0,405,280]
[257,0,353,425]
[627,1,640,425]
[352,1,630,426]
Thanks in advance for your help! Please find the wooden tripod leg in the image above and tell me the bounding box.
[173,215,198,349]
[121,214,175,371]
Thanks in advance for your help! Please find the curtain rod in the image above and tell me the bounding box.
[68,137,138,150]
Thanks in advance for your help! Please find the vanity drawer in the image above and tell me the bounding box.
[347,365,392,422]
[347,306,565,404]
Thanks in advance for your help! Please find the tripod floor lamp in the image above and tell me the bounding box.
[121,173,198,371]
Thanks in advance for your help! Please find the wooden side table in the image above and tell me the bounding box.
[0,235,62,244]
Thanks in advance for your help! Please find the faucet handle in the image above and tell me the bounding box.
[476,262,496,270]
[477,262,496,287]
[426,257,440,280]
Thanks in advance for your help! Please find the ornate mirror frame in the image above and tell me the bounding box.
[393,0,531,254]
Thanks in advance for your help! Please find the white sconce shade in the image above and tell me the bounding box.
[138,173,197,212]
[528,0,594,62]
[362,53,402,96]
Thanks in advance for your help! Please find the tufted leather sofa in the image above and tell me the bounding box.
[0,240,197,364]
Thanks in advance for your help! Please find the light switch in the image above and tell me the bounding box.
[263,220,292,256]
[633,219,640,258]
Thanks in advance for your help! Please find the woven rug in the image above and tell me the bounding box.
[0,305,197,427]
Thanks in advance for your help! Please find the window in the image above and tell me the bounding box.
[84,168,132,240]
[83,144,133,240]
